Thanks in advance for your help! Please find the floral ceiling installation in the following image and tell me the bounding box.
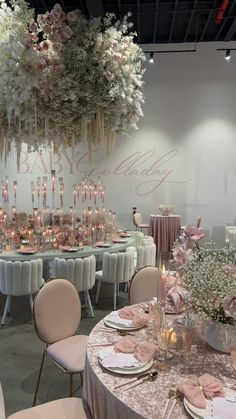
[0,0,145,162]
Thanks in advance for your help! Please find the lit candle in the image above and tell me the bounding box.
[161,264,166,302]
[13,180,17,206]
[51,170,56,193]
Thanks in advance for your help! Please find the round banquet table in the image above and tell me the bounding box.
[0,237,134,262]
[83,311,235,419]
[0,237,134,279]
[149,215,181,254]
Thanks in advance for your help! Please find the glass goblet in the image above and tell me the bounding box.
[180,324,195,373]
[156,327,170,362]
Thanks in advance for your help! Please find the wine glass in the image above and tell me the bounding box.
[180,323,195,373]
[156,327,170,362]
[229,326,236,371]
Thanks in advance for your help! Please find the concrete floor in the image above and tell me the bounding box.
[0,282,129,416]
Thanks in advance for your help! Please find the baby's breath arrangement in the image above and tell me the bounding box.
[182,248,236,324]
[0,1,145,162]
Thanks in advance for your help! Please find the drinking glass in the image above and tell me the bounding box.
[180,323,195,373]
[229,326,236,371]
[156,327,170,362]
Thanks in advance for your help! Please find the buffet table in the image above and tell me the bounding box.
[149,215,181,254]
[83,311,235,419]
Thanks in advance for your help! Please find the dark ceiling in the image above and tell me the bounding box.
[29,1,236,44]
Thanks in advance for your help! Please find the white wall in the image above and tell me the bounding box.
[1,42,236,246]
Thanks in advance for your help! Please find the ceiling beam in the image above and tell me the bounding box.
[152,0,160,43]
[183,0,198,42]
[83,0,104,17]
[215,0,236,40]
[169,0,178,42]
[199,0,218,42]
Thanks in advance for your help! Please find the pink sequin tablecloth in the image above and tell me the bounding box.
[149,215,181,254]
[82,316,235,419]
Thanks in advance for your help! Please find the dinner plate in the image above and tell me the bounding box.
[104,317,146,331]
[98,349,153,375]
[17,248,37,254]
[184,399,202,419]
[119,233,132,238]
[184,387,236,419]
[112,239,128,244]
[94,242,112,248]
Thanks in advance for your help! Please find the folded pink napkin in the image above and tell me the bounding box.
[213,396,236,419]
[166,286,186,313]
[178,374,225,409]
[118,307,150,326]
[114,336,137,354]
[134,342,156,363]
[114,336,156,362]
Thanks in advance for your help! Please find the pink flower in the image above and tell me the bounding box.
[45,13,54,25]
[40,41,49,51]
[53,42,63,52]
[29,20,38,33]
[44,24,51,35]
[54,63,64,73]
[53,3,63,16]
[62,25,73,39]
[60,11,67,21]
[223,295,236,320]
[31,33,38,42]
[67,11,78,22]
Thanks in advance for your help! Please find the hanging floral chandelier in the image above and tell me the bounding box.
[0,1,145,163]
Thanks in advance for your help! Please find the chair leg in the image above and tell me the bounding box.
[33,346,47,406]
[80,372,83,386]
[2,295,11,326]
[85,290,94,318]
[29,294,34,310]
[113,283,117,311]
[84,291,88,308]
[95,280,101,305]
[69,374,73,397]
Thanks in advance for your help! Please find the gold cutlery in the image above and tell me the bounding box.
[161,386,176,418]
[125,371,158,391]
[114,370,157,390]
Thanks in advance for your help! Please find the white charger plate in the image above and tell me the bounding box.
[99,350,153,375]
[184,399,203,419]
[184,387,236,419]
[104,317,146,331]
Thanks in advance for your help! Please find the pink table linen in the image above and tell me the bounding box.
[149,215,181,254]
[82,313,235,419]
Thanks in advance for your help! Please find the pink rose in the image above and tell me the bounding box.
[53,3,63,16]
[40,41,49,51]
[31,33,38,42]
[60,11,67,21]
[29,21,38,33]
[62,25,73,39]
[53,42,63,52]
[44,24,51,35]
[223,295,236,320]
[67,11,78,22]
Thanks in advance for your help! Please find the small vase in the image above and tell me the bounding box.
[205,321,232,353]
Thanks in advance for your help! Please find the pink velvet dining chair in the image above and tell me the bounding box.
[0,382,87,419]
[32,278,88,406]
[129,266,160,305]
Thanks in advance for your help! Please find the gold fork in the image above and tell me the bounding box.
[161,386,176,418]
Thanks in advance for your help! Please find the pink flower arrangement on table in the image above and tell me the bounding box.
[183,225,205,241]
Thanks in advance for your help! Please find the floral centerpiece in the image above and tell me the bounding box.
[172,225,205,270]
[158,204,174,216]
[0,1,145,162]
[182,248,236,352]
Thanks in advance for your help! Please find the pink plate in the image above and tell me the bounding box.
[18,248,37,254]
